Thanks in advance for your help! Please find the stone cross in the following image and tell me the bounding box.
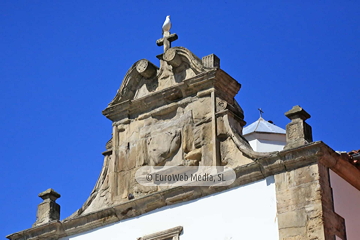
[156,31,178,53]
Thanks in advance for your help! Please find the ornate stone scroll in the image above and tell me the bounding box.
[136,59,158,79]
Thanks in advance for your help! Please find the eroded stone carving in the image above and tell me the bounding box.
[147,130,181,166]
[69,38,272,219]
[138,225,183,240]
[136,59,158,79]
[164,48,182,68]
[105,137,112,150]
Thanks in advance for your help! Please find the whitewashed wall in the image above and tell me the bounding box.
[60,176,279,240]
[330,170,360,240]
[245,133,285,152]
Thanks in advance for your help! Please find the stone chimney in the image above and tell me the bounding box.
[284,105,313,150]
[33,188,61,227]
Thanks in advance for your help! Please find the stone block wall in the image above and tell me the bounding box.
[275,162,346,239]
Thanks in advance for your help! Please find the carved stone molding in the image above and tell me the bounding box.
[164,48,182,68]
[8,142,352,240]
[138,226,183,240]
[202,54,220,68]
[136,59,158,79]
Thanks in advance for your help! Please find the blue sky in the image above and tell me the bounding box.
[1,1,359,238]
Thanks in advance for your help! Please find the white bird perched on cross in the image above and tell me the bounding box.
[162,15,171,35]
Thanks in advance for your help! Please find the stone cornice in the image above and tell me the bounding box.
[318,144,360,191]
[102,69,240,122]
[8,141,355,240]
[138,226,183,240]
[102,70,217,121]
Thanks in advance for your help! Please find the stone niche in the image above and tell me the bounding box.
[71,46,257,217]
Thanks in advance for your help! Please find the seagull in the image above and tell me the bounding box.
[162,15,171,35]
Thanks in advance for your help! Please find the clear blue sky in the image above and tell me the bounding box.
[1,1,359,238]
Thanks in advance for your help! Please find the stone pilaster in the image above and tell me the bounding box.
[33,189,61,227]
[275,162,346,239]
[275,163,323,239]
[284,105,312,150]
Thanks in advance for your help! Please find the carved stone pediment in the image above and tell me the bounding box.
[105,47,214,112]
[69,45,270,218]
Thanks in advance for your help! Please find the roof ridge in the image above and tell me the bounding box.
[254,117,263,132]
[243,117,286,135]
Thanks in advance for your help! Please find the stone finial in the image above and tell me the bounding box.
[33,189,61,227]
[156,33,178,53]
[202,54,220,68]
[284,105,313,150]
[285,105,311,121]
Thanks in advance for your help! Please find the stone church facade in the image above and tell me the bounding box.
[7,27,360,240]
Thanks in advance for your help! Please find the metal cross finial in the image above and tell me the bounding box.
[258,108,264,118]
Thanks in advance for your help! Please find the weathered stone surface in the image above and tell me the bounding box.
[284,105,313,150]
[147,129,181,166]
[33,189,61,227]
[136,59,158,79]
[70,43,264,217]
[138,226,183,240]
[220,137,253,167]
[8,141,358,240]
[184,148,201,161]
[202,53,220,68]
[285,105,311,121]
[156,32,178,52]
[275,160,347,240]
[163,48,182,67]
[182,123,194,153]
[275,164,320,191]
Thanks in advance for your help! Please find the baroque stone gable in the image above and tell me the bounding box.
[68,43,271,218]
[7,25,359,240]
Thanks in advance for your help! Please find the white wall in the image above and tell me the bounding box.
[60,177,279,240]
[245,133,285,152]
[330,170,360,240]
